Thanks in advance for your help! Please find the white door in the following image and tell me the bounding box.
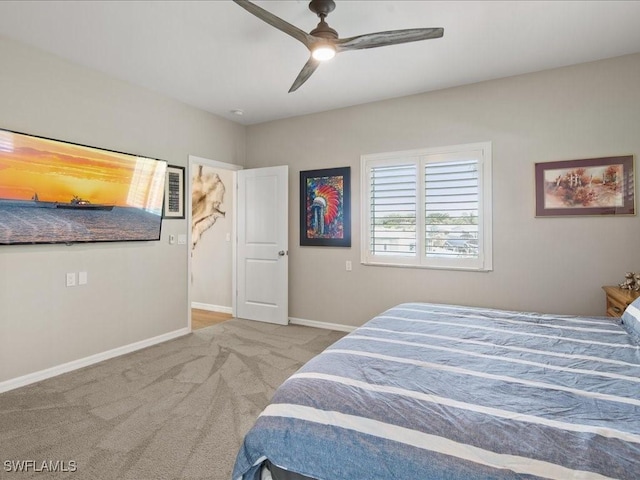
[236,165,288,325]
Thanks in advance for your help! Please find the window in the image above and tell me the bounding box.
[361,142,492,271]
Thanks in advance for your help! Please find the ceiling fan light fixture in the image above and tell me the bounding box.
[311,43,336,61]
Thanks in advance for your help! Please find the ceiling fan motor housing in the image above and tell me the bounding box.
[310,21,338,40]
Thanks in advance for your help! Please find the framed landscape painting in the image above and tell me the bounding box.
[300,167,351,247]
[535,155,635,217]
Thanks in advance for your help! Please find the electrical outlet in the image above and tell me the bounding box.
[346,260,352,271]
[66,272,76,287]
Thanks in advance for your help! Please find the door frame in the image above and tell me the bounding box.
[187,154,243,331]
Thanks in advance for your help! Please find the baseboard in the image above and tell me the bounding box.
[289,317,357,333]
[0,327,190,394]
[191,302,233,315]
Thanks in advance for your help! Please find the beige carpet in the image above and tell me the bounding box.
[0,319,346,479]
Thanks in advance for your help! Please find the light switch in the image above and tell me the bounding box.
[346,261,352,271]
[66,272,76,287]
[225,233,231,242]
[169,234,176,245]
[78,271,88,285]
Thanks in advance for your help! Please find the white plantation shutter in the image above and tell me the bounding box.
[362,143,492,271]
[425,160,479,259]
[370,163,417,257]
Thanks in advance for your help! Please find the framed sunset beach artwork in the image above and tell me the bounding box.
[535,155,635,217]
[300,166,351,247]
[0,128,168,245]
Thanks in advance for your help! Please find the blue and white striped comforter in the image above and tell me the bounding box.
[233,303,640,480]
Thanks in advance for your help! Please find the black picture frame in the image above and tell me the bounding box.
[300,166,351,247]
[163,165,185,219]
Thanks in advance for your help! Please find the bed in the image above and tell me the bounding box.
[232,301,640,480]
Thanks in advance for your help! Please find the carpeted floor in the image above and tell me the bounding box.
[0,319,346,480]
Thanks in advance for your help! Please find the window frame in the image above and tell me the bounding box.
[361,142,493,272]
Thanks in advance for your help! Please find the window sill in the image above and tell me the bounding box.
[361,260,493,273]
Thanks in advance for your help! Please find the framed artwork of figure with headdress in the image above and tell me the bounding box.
[300,166,351,247]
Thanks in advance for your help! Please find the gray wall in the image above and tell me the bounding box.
[0,36,245,384]
[245,53,640,327]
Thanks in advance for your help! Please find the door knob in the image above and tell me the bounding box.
[278,250,286,256]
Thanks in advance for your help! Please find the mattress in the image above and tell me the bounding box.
[233,302,640,480]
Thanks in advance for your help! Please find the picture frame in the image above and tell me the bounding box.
[300,166,351,247]
[164,165,185,219]
[535,155,635,217]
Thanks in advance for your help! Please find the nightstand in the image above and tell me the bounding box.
[602,286,640,317]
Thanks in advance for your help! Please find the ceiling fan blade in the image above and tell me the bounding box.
[233,0,315,48]
[336,28,444,52]
[289,58,321,93]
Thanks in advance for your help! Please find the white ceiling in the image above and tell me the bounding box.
[1,1,639,125]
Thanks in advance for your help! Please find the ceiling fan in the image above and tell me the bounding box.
[233,0,444,93]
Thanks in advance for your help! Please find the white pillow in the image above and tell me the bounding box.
[621,296,640,338]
